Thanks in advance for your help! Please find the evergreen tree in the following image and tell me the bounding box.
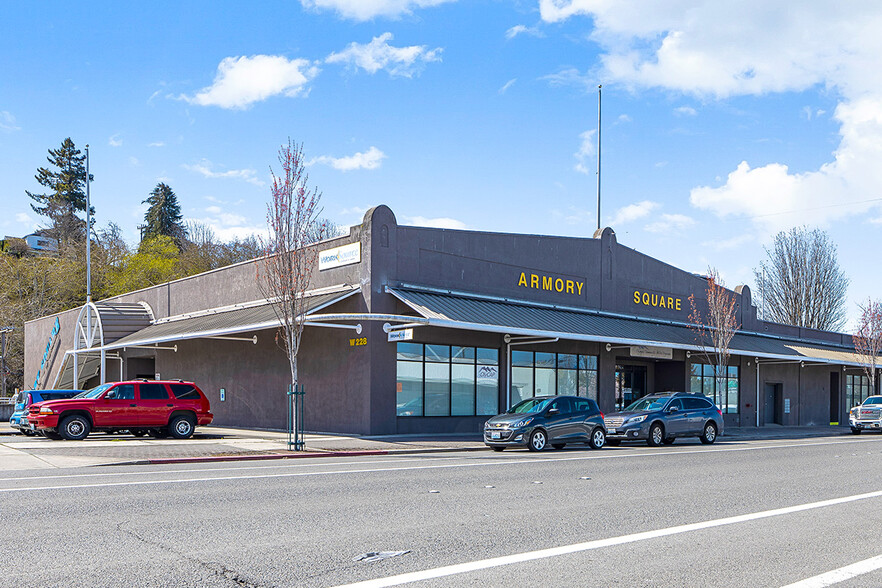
[142,182,186,247]
[25,138,93,245]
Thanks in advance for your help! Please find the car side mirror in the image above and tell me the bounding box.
[667,406,679,413]
[547,408,560,416]
[106,390,117,399]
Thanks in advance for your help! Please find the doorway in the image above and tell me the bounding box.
[764,383,782,425]
[829,372,840,424]
[615,365,647,411]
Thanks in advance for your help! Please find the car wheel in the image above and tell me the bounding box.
[130,429,147,437]
[606,439,621,446]
[528,429,548,452]
[647,423,664,447]
[552,443,566,450]
[700,422,718,444]
[662,437,676,445]
[59,415,91,441]
[589,427,606,449]
[169,415,196,439]
[22,429,35,437]
[491,446,505,452]
[851,428,861,435]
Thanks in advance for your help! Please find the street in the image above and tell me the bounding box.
[2,435,882,587]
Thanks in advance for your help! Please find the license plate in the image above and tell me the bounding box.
[608,428,616,434]
[29,423,35,431]
[491,432,501,439]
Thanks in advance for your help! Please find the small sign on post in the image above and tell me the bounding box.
[388,329,414,342]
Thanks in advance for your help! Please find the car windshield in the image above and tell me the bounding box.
[625,397,670,412]
[864,397,882,405]
[75,383,114,399]
[508,398,553,414]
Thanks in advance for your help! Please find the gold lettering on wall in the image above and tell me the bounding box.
[633,289,682,312]
[517,272,585,297]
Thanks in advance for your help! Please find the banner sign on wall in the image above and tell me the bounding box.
[630,345,673,360]
[319,242,361,270]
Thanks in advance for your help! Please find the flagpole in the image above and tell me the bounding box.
[596,85,602,231]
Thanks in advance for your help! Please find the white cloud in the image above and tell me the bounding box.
[506,25,543,40]
[573,129,596,174]
[607,200,660,227]
[183,160,266,186]
[499,79,517,94]
[128,156,140,166]
[404,216,468,230]
[644,213,696,234]
[15,213,31,224]
[617,114,632,123]
[189,211,267,242]
[538,1,882,239]
[309,146,386,171]
[148,141,165,148]
[108,134,122,147]
[181,55,319,109]
[674,106,697,116]
[0,111,20,132]
[300,0,455,20]
[326,33,442,77]
[541,67,593,91]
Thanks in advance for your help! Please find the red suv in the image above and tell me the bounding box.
[28,380,213,440]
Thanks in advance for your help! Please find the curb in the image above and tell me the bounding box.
[100,445,491,467]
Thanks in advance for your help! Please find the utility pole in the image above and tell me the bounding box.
[596,84,602,231]
[0,326,12,397]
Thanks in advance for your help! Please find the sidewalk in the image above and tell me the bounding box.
[0,421,855,471]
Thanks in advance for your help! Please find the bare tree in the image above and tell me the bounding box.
[257,141,325,450]
[688,268,740,405]
[754,227,848,331]
[854,298,882,396]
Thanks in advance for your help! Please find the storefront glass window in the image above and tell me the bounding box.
[511,367,533,405]
[846,374,871,408]
[509,351,599,405]
[451,363,475,415]
[476,361,500,415]
[397,344,499,417]
[690,362,739,414]
[557,369,577,395]
[396,360,423,416]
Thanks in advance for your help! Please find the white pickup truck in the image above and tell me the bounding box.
[849,396,882,434]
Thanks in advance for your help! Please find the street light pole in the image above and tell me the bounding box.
[85,144,92,303]
[596,84,602,232]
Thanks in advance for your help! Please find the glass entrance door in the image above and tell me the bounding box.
[615,365,647,411]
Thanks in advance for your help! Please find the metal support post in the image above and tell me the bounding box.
[287,384,305,451]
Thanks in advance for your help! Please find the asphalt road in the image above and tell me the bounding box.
[2,435,882,587]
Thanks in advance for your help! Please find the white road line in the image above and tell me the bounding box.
[780,554,882,588]
[0,437,878,490]
[329,491,882,588]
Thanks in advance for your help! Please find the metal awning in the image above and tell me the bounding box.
[387,286,873,367]
[103,285,361,351]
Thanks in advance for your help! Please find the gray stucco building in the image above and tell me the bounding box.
[24,205,875,434]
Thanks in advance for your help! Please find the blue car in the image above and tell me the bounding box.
[10,389,82,435]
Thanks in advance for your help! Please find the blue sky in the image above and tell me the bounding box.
[1,1,880,329]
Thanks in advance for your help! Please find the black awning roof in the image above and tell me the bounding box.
[388,287,867,366]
